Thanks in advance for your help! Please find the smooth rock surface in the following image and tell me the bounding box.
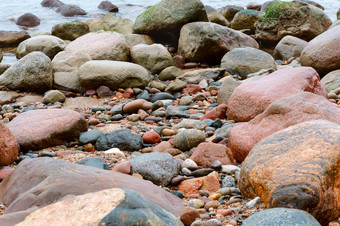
[7,109,88,151]
[173,129,206,151]
[0,123,18,166]
[273,35,308,60]
[227,67,327,122]
[52,21,89,41]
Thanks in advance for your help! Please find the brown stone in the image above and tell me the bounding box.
[16,13,40,27]
[178,175,221,196]
[190,142,234,168]
[7,109,88,151]
[239,120,340,225]
[142,130,161,144]
[56,4,87,17]
[301,25,340,75]
[200,104,227,120]
[113,160,131,174]
[227,67,328,122]
[123,99,153,114]
[0,31,30,47]
[138,109,149,120]
[153,141,173,152]
[180,207,200,226]
[0,158,184,225]
[0,123,18,166]
[41,0,64,8]
[229,92,340,162]
[88,118,100,126]
[182,84,202,94]
[96,85,113,97]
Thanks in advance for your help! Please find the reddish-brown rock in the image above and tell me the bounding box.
[227,67,327,122]
[190,142,234,168]
[113,160,131,174]
[7,109,88,151]
[56,4,87,17]
[16,13,40,27]
[239,120,340,225]
[88,118,100,126]
[0,123,18,166]
[301,25,340,75]
[123,99,153,114]
[0,158,184,225]
[143,130,161,144]
[153,141,173,152]
[96,85,113,97]
[178,175,221,196]
[200,104,227,120]
[180,207,200,226]
[0,168,14,181]
[182,84,202,94]
[229,92,340,162]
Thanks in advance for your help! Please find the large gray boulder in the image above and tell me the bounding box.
[178,22,259,64]
[130,152,180,186]
[255,1,332,43]
[0,52,52,93]
[65,32,130,61]
[133,0,208,45]
[242,208,320,226]
[221,47,276,79]
[273,35,308,60]
[78,60,151,90]
[131,44,173,74]
[16,35,67,59]
[52,50,91,92]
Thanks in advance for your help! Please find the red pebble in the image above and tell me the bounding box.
[200,104,227,120]
[123,88,134,98]
[143,130,161,144]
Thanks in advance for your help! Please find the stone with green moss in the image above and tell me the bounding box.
[51,21,89,41]
[230,9,264,32]
[255,1,331,43]
[85,14,133,34]
[132,0,208,45]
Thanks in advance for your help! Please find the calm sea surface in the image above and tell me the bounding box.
[0,0,338,63]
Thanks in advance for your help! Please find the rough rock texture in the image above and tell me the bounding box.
[98,1,119,12]
[300,25,340,75]
[16,35,67,59]
[239,120,340,225]
[52,21,89,41]
[17,188,182,226]
[218,5,244,22]
[16,13,40,27]
[78,60,150,90]
[0,158,184,225]
[65,32,130,61]
[173,129,206,151]
[0,91,19,105]
[0,31,30,47]
[321,69,340,92]
[178,175,221,196]
[133,0,208,45]
[130,152,180,186]
[52,50,91,92]
[255,1,332,43]
[229,92,340,162]
[0,123,18,166]
[227,67,328,122]
[95,129,143,152]
[273,35,308,60]
[0,52,53,93]
[56,4,87,17]
[217,76,241,105]
[242,208,321,226]
[178,22,259,64]
[206,6,229,26]
[230,9,263,32]
[85,14,133,34]
[131,44,173,74]
[7,109,88,151]
[190,143,234,168]
[221,47,276,78]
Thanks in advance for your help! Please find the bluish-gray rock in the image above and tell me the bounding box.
[242,208,321,226]
[150,92,175,102]
[77,157,109,170]
[79,130,104,144]
[130,152,180,186]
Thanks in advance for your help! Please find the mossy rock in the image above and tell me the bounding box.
[255,1,331,43]
[85,14,133,34]
[52,21,89,41]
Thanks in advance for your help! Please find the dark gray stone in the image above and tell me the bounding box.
[242,208,321,226]
[95,129,143,152]
[136,90,150,100]
[100,188,182,225]
[110,104,123,115]
[215,122,241,138]
[130,152,180,186]
[79,130,104,144]
[165,105,189,118]
[150,92,175,102]
[190,168,214,177]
